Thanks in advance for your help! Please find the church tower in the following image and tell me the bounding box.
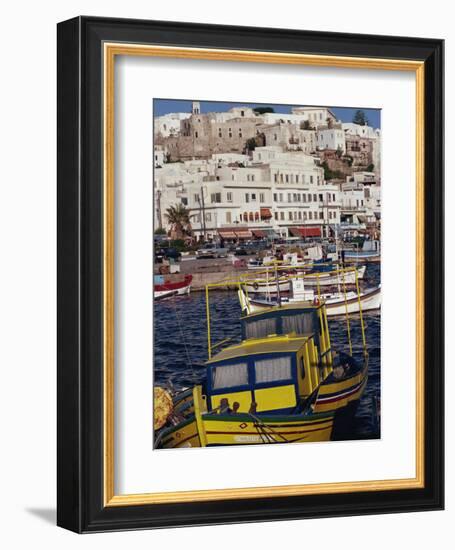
[192,101,200,115]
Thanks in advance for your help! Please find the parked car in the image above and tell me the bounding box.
[234,246,249,256]
[196,243,228,259]
[155,247,182,263]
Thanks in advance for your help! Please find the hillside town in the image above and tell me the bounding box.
[154,101,381,244]
[153,102,382,446]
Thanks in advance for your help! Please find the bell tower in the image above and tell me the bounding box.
[192,101,200,115]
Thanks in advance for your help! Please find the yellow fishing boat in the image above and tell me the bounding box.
[155,277,369,448]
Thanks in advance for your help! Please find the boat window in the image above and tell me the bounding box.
[212,363,248,389]
[282,313,313,335]
[300,356,305,380]
[245,318,277,339]
[254,356,292,383]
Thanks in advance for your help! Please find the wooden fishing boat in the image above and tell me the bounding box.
[154,274,192,299]
[154,289,178,301]
[238,283,381,317]
[342,240,381,263]
[302,264,366,286]
[242,264,366,295]
[243,276,291,294]
[236,305,369,434]
[155,289,369,448]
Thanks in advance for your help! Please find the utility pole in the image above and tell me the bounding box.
[199,186,207,242]
[156,189,162,229]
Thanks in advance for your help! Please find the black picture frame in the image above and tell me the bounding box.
[57,16,444,533]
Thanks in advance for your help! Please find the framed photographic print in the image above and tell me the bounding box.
[57,16,444,532]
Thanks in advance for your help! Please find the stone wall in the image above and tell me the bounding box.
[161,113,260,160]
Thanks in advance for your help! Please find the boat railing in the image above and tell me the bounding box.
[204,265,368,361]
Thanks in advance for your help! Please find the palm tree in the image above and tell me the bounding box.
[164,203,192,239]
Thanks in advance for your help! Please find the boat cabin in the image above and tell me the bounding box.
[241,304,324,343]
[205,305,334,415]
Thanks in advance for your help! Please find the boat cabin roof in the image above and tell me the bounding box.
[245,303,318,318]
[206,334,311,365]
[240,304,321,342]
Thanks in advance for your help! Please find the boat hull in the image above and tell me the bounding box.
[241,286,381,317]
[243,279,290,294]
[303,265,366,286]
[343,251,380,263]
[313,368,368,414]
[154,275,192,299]
[157,412,334,448]
[243,266,366,294]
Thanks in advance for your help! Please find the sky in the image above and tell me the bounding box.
[153,98,381,129]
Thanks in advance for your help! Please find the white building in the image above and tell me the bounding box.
[211,153,250,165]
[155,153,340,239]
[316,127,346,153]
[342,122,380,139]
[251,146,284,163]
[340,176,380,224]
[208,106,258,123]
[154,112,191,137]
[154,145,166,167]
[260,107,337,128]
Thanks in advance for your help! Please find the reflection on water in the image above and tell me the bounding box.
[154,264,381,440]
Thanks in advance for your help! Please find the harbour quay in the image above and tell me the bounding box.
[154,254,257,291]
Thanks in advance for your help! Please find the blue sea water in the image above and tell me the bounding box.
[154,264,381,440]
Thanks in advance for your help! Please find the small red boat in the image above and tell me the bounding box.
[154,274,193,300]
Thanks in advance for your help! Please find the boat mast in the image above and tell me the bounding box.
[275,261,282,307]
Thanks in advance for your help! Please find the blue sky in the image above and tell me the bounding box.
[154,99,381,129]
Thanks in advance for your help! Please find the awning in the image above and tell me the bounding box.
[252,229,267,238]
[290,226,322,238]
[218,229,237,239]
[260,207,272,219]
[265,228,280,239]
[235,229,253,239]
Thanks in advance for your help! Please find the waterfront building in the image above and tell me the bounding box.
[339,173,380,225]
[155,152,340,240]
[154,106,381,240]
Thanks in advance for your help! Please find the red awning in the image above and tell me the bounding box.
[252,229,267,238]
[290,226,322,238]
[260,207,272,219]
[218,229,236,239]
[235,229,253,239]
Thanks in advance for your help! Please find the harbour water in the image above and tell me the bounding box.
[154,263,381,440]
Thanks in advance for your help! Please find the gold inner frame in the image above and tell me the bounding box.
[103,43,425,506]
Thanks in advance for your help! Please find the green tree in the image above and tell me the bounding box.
[164,204,192,239]
[352,109,369,126]
[301,120,314,130]
[366,163,375,172]
[154,227,166,235]
[321,161,344,181]
[253,107,275,114]
[245,133,265,152]
[245,137,257,152]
